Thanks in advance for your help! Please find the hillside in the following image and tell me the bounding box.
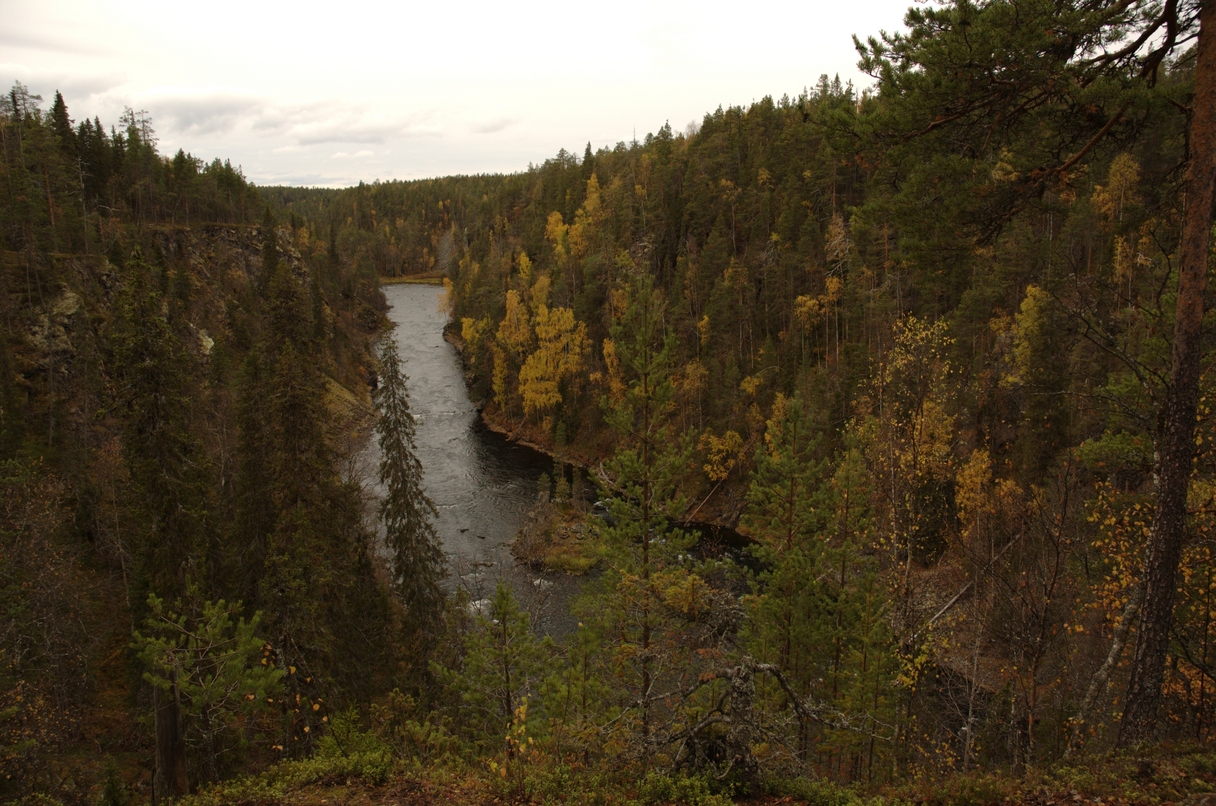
[7,0,1216,802]
[1,88,401,802]
[268,0,1216,788]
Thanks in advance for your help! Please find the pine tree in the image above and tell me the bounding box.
[437,581,550,748]
[592,274,696,761]
[133,594,283,783]
[742,393,827,699]
[375,335,445,632]
[743,393,824,556]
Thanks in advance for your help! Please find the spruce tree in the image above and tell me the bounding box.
[259,207,279,294]
[49,91,75,161]
[374,335,445,632]
[112,251,214,796]
[261,341,332,656]
[254,254,391,708]
[111,250,212,602]
[233,350,274,604]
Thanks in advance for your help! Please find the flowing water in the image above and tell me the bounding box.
[364,283,583,634]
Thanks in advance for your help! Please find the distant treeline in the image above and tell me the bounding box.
[1,84,263,257]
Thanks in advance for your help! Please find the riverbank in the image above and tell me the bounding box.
[511,499,599,574]
[447,322,748,530]
[441,324,607,463]
[379,273,444,285]
[487,407,749,523]
[437,301,751,580]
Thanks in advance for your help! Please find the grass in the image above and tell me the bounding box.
[540,533,598,574]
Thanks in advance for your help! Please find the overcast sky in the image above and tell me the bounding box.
[3,0,914,187]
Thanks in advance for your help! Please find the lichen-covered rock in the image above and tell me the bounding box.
[29,313,73,359]
[28,286,82,365]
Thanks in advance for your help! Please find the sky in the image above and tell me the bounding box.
[2,0,915,188]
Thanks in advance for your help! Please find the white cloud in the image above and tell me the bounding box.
[0,64,126,102]
[295,119,407,146]
[244,103,438,145]
[7,0,917,182]
[0,28,112,57]
[150,92,261,136]
[471,117,518,135]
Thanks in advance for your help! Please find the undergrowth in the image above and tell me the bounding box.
[174,728,1216,806]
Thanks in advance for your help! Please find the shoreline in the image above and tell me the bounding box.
[441,326,586,463]
[477,406,556,457]
[441,324,746,530]
[379,273,444,285]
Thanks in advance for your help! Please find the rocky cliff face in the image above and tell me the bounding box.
[5,223,371,456]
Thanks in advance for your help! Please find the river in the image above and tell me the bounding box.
[365,283,583,635]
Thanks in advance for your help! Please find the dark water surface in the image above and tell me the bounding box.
[366,284,582,634]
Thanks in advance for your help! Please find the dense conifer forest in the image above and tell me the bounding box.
[7,0,1216,803]
[0,83,406,800]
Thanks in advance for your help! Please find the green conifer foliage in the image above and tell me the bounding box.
[742,393,827,689]
[539,620,612,757]
[592,274,699,759]
[744,393,824,555]
[814,448,897,778]
[437,582,550,748]
[260,208,280,294]
[48,91,75,162]
[253,257,392,708]
[112,251,212,603]
[260,338,334,666]
[234,350,274,606]
[133,593,283,782]
[374,335,445,631]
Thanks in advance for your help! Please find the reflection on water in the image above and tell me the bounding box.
[364,284,581,635]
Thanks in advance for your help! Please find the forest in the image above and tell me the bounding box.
[6,0,1216,803]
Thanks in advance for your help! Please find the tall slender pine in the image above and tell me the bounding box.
[375,335,445,631]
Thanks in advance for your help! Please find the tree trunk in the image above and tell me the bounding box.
[152,674,189,803]
[725,659,761,796]
[1120,0,1216,746]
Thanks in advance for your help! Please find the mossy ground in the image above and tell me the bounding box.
[511,501,600,575]
[169,747,1216,806]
